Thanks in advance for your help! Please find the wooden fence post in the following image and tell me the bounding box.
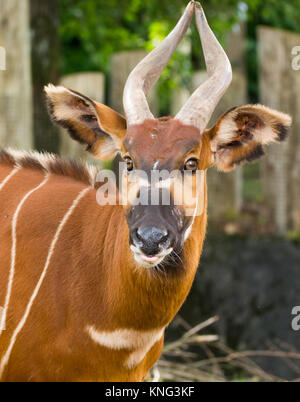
[110,50,158,115]
[190,70,247,222]
[0,0,33,150]
[258,26,300,233]
[189,23,248,224]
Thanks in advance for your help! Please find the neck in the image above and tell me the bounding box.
[80,174,207,332]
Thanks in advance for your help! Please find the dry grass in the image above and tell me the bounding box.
[149,316,300,382]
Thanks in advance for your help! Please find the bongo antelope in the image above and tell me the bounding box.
[0,2,291,381]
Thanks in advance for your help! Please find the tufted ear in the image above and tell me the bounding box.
[44,84,127,160]
[207,104,292,172]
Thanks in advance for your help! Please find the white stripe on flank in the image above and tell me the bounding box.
[0,186,91,379]
[0,174,49,336]
[0,167,20,192]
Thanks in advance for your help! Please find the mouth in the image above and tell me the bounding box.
[130,245,173,268]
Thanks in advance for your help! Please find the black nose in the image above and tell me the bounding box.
[133,227,169,256]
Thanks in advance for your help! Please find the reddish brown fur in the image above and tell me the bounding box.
[0,151,207,381]
[0,86,291,382]
[124,119,203,170]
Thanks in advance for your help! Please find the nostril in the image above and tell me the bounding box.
[160,233,172,251]
[136,227,144,240]
[135,229,142,241]
[160,232,169,243]
[131,229,143,247]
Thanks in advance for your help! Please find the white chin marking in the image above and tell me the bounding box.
[133,253,163,268]
[130,245,173,268]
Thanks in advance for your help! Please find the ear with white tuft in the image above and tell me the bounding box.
[207,104,292,172]
[45,84,127,160]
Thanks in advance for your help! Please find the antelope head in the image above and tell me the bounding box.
[45,1,291,269]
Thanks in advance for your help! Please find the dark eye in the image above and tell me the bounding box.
[124,157,134,172]
[184,158,198,173]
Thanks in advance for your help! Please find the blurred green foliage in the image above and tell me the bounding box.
[59,0,300,109]
[59,0,239,113]
[59,0,236,74]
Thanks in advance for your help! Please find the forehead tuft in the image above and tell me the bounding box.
[124,118,201,169]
